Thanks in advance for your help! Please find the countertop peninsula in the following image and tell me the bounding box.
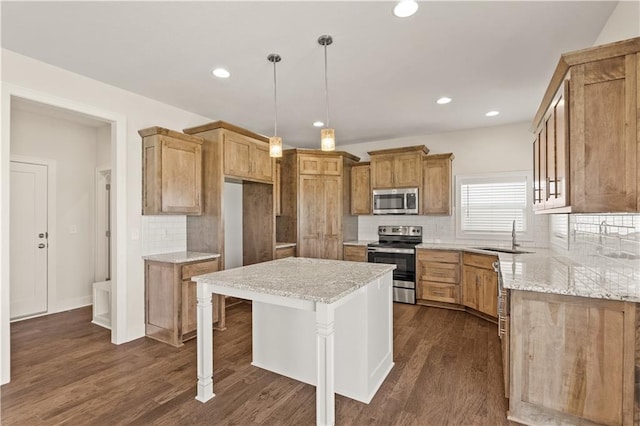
[142,251,220,263]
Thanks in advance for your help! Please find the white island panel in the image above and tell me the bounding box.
[252,273,393,403]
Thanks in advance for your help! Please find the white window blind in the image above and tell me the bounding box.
[456,172,533,240]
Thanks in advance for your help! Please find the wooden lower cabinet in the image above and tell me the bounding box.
[416,249,461,305]
[145,257,225,347]
[461,252,498,318]
[509,290,637,425]
[275,245,296,259]
[343,245,367,262]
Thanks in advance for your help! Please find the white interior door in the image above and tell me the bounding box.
[10,161,48,319]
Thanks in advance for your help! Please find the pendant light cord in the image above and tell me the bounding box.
[273,59,278,136]
[324,42,330,128]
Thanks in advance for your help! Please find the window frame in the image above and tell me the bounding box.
[455,171,534,242]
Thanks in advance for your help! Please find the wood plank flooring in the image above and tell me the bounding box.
[1,302,510,425]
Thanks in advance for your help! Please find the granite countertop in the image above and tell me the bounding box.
[415,242,640,302]
[498,249,640,303]
[343,240,376,246]
[276,242,296,249]
[193,257,396,304]
[142,251,221,264]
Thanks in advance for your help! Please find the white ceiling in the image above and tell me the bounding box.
[1,1,616,148]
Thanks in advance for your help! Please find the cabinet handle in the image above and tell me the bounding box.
[545,177,550,201]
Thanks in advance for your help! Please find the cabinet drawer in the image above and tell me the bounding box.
[463,252,497,270]
[181,259,219,280]
[276,246,296,259]
[343,245,367,262]
[417,249,460,264]
[421,262,460,284]
[418,281,459,304]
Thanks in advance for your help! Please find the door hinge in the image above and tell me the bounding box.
[106,183,111,190]
[105,230,111,238]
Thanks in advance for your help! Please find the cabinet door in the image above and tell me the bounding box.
[533,125,547,210]
[462,266,479,310]
[552,81,569,209]
[298,175,323,258]
[251,142,273,182]
[570,55,637,212]
[299,155,324,175]
[160,137,202,214]
[343,245,367,262]
[322,176,342,260]
[393,153,422,187]
[370,155,394,188]
[479,269,498,317]
[224,133,251,178]
[351,165,371,215]
[423,156,452,215]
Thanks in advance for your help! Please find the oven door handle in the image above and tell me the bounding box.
[367,247,415,255]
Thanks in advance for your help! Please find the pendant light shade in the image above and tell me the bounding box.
[318,35,335,151]
[268,53,283,158]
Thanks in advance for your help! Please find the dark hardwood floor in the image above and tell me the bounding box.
[1,302,509,425]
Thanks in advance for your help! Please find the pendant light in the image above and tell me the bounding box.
[268,53,283,158]
[318,35,335,151]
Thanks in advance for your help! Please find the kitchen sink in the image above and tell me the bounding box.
[472,247,533,254]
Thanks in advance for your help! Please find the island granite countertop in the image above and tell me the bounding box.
[193,257,396,304]
[142,251,221,264]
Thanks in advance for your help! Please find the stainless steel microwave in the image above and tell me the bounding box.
[372,188,418,214]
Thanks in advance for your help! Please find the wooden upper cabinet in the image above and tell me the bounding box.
[369,146,429,189]
[223,131,273,183]
[532,37,640,213]
[140,127,203,215]
[350,162,371,215]
[299,155,342,176]
[422,153,454,215]
[275,161,282,216]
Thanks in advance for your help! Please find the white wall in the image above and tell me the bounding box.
[594,1,640,46]
[340,121,549,247]
[1,48,214,383]
[11,108,100,311]
[96,124,111,168]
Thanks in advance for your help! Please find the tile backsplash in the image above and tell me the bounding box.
[141,215,187,255]
[569,213,640,259]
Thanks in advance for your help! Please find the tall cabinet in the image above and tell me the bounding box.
[277,150,359,260]
[183,121,276,267]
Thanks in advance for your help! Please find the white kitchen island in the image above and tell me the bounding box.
[193,257,396,426]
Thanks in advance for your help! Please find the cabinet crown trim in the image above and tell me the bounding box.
[183,120,269,143]
[425,153,454,161]
[531,36,640,131]
[368,145,429,156]
[138,126,204,144]
[282,148,360,162]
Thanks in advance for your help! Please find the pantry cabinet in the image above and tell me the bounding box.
[139,126,203,215]
[276,149,359,261]
[532,37,640,213]
[422,153,454,215]
[461,252,498,318]
[350,162,371,215]
[369,146,429,189]
[145,256,225,347]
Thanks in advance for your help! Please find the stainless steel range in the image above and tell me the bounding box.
[367,225,422,304]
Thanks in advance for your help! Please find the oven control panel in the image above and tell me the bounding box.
[378,225,422,237]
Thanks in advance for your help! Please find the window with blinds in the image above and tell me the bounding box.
[456,172,533,240]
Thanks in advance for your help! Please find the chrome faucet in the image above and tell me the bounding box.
[511,220,519,251]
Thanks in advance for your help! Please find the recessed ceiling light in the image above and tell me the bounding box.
[436,97,452,105]
[485,110,500,117]
[313,121,324,127]
[212,68,230,78]
[393,0,418,17]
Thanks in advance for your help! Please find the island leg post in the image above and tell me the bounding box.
[196,281,215,402]
[316,303,335,426]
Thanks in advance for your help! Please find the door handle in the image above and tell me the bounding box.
[38,243,46,249]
